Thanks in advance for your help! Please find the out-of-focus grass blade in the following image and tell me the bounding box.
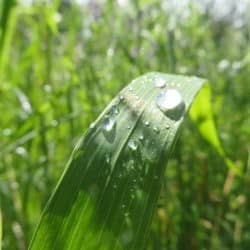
[189,84,241,175]
[0,206,2,250]
[29,72,207,250]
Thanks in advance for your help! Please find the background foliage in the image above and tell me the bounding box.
[0,0,250,249]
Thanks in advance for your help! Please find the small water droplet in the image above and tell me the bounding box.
[111,105,119,115]
[166,124,170,129]
[128,141,138,151]
[105,153,111,164]
[139,135,144,141]
[121,204,126,209]
[127,125,131,130]
[119,94,124,101]
[102,117,116,132]
[128,86,133,92]
[144,121,150,126]
[154,78,166,88]
[156,89,185,120]
[153,127,160,133]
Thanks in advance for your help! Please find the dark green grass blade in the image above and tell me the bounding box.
[29,72,206,250]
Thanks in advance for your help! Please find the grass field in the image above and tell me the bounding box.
[1,1,250,249]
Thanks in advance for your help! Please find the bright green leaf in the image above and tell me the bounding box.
[189,83,241,175]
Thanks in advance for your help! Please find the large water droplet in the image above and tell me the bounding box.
[102,117,116,142]
[156,89,185,120]
[128,140,138,151]
[102,117,115,132]
[154,78,166,88]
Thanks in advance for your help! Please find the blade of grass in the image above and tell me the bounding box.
[29,72,207,250]
[0,206,2,250]
[189,84,241,175]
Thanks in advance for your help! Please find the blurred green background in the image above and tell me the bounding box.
[0,0,250,249]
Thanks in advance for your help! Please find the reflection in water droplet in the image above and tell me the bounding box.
[128,86,133,92]
[156,89,185,120]
[166,124,170,129]
[102,117,116,132]
[128,140,138,151]
[144,121,150,126]
[154,78,166,88]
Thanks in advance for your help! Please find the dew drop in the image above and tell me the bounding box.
[154,78,166,88]
[139,134,144,141]
[166,124,170,129]
[105,153,111,164]
[156,89,185,120]
[144,121,150,126]
[128,140,138,151]
[119,94,125,101]
[111,105,119,115]
[102,117,116,132]
[128,86,133,92]
[153,127,160,133]
[101,117,116,142]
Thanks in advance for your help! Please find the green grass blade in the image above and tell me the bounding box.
[0,205,2,250]
[29,72,207,250]
[189,84,241,175]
